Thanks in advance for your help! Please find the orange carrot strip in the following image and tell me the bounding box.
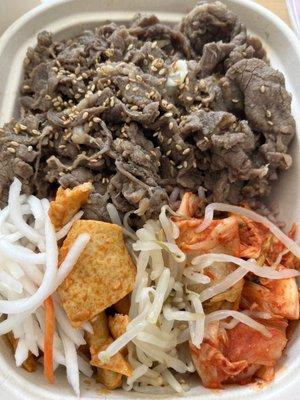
[44,296,56,384]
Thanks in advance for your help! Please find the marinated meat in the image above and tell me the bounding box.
[0,1,295,221]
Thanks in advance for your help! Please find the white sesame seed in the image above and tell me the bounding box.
[266,110,272,118]
[93,117,101,123]
[167,138,172,144]
[176,144,182,151]
[125,84,131,90]
[260,85,266,93]
[232,98,239,103]
[183,161,188,168]
[27,146,33,152]
[110,97,115,107]
[7,147,16,154]
[82,112,89,119]
[153,132,159,137]
[168,122,174,130]
[177,164,183,170]
[183,148,190,155]
[268,120,274,126]
[136,75,142,82]
[151,41,157,49]
[165,112,173,118]
[19,124,27,131]
[166,150,171,156]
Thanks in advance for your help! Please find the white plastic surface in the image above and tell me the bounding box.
[0,0,300,399]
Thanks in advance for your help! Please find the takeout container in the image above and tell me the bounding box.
[0,0,299,399]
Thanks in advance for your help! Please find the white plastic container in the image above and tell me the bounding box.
[0,0,299,399]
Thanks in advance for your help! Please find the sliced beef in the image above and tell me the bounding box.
[0,1,294,223]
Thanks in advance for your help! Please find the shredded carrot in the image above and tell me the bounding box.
[44,296,56,384]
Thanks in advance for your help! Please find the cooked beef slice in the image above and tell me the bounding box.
[0,2,295,222]
[224,58,295,170]
[180,1,246,55]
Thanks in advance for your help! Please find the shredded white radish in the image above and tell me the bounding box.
[56,211,84,240]
[196,203,300,258]
[59,327,80,397]
[8,179,42,244]
[0,178,90,396]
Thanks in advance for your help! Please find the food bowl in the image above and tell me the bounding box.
[0,0,299,399]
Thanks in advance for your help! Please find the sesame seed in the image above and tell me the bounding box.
[185,77,190,85]
[151,41,157,49]
[182,148,190,155]
[136,75,142,82]
[19,124,27,131]
[183,161,188,168]
[168,122,174,130]
[151,65,158,72]
[166,103,173,110]
[82,72,88,79]
[52,67,59,72]
[32,129,39,135]
[170,160,175,166]
[176,144,182,151]
[166,150,171,156]
[159,68,166,75]
[132,86,138,92]
[130,105,139,111]
[23,85,30,90]
[193,161,197,168]
[145,155,151,160]
[148,54,154,61]
[150,150,157,156]
[186,96,193,101]
[27,145,33,152]
[153,132,159,137]
[93,117,101,123]
[127,44,134,51]
[75,93,81,99]
[268,120,274,126]
[260,85,266,93]
[266,110,272,118]
[7,147,16,154]
[179,83,185,90]
[232,98,239,103]
[82,112,89,119]
[167,138,172,144]
[143,59,149,66]
[53,101,61,107]
[110,97,115,107]
[10,141,19,146]
[177,164,183,170]
[165,112,173,118]
[125,84,131,90]
[88,121,93,127]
